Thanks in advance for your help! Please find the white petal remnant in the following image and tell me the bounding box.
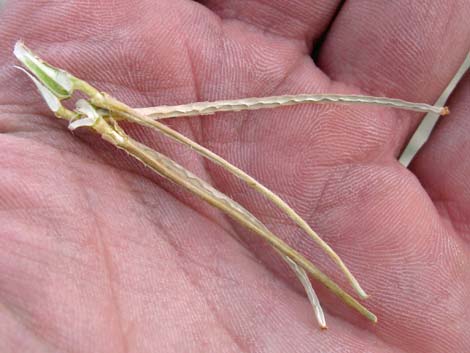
[14,41,73,99]
[75,99,100,120]
[68,99,100,130]
[68,116,99,130]
[15,66,61,113]
[284,256,327,329]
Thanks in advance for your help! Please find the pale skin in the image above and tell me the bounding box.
[0,1,469,353]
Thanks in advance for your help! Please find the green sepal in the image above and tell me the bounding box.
[14,41,73,99]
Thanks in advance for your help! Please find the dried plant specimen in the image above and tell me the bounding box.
[13,41,449,328]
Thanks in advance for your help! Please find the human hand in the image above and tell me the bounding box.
[0,1,469,352]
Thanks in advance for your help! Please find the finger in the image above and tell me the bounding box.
[410,70,470,243]
[200,0,342,50]
[317,1,470,142]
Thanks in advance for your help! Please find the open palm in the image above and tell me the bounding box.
[1,1,469,352]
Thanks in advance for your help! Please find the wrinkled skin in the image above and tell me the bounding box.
[0,1,469,352]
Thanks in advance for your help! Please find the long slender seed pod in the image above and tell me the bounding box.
[135,94,449,119]
[71,103,340,328]
[86,91,368,299]
[89,116,377,323]
[284,255,327,329]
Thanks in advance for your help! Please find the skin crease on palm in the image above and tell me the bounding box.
[0,0,469,352]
